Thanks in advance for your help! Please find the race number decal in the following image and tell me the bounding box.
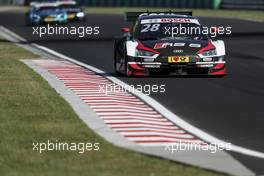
[141,24,160,33]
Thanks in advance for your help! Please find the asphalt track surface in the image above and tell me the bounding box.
[1,12,264,175]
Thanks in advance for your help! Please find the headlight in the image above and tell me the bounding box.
[57,13,63,18]
[135,49,156,57]
[76,12,85,18]
[218,56,225,61]
[32,14,40,20]
[199,49,217,57]
[135,42,159,58]
[203,57,212,62]
[57,13,67,20]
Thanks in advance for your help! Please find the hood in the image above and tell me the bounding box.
[139,39,208,56]
[64,8,81,13]
[36,10,64,17]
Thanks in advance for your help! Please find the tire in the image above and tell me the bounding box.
[114,38,130,77]
[113,42,122,76]
[123,49,129,77]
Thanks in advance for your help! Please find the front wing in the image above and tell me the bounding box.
[126,61,226,76]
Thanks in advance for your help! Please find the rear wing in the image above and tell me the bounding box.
[30,1,75,8]
[57,0,77,6]
[30,2,58,8]
[125,11,193,22]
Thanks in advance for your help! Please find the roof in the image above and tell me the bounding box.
[34,2,58,9]
[30,0,77,8]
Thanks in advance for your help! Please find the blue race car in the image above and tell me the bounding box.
[26,2,67,25]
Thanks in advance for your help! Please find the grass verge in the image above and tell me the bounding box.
[84,7,264,21]
[0,38,223,176]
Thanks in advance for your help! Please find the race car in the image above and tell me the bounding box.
[57,0,86,22]
[26,2,67,25]
[114,12,226,76]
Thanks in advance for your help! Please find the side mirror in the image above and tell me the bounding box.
[122,27,130,33]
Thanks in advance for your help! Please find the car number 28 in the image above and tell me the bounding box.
[141,24,160,33]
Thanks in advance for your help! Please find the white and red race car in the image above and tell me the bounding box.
[114,12,226,76]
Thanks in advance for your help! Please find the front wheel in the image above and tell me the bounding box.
[113,43,122,76]
[123,46,131,77]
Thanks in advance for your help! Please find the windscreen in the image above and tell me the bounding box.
[60,4,78,10]
[36,6,61,14]
[135,18,208,40]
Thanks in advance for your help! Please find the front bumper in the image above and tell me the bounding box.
[127,61,226,76]
[43,15,67,23]
[67,13,86,21]
[31,17,67,24]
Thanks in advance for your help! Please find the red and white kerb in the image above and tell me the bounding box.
[34,59,205,146]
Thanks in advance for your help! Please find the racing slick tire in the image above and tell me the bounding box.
[114,40,131,77]
[123,46,131,77]
[113,41,123,76]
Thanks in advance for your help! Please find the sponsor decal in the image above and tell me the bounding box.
[168,56,189,63]
[203,57,213,62]
[189,43,201,48]
[174,43,185,46]
[141,18,199,24]
[143,64,161,68]
[161,18,192,23]
[173,49,184,53]
[154,43,166,49]
[198,64,213,68]
[139,13,178,17]
[154,42,185,49]
[144,58,155,62]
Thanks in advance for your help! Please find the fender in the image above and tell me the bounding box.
[126,40,138,57]
[212,40,226,56]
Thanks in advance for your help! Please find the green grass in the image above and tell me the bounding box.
[84,7,264,21]
[0,39,225,176]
